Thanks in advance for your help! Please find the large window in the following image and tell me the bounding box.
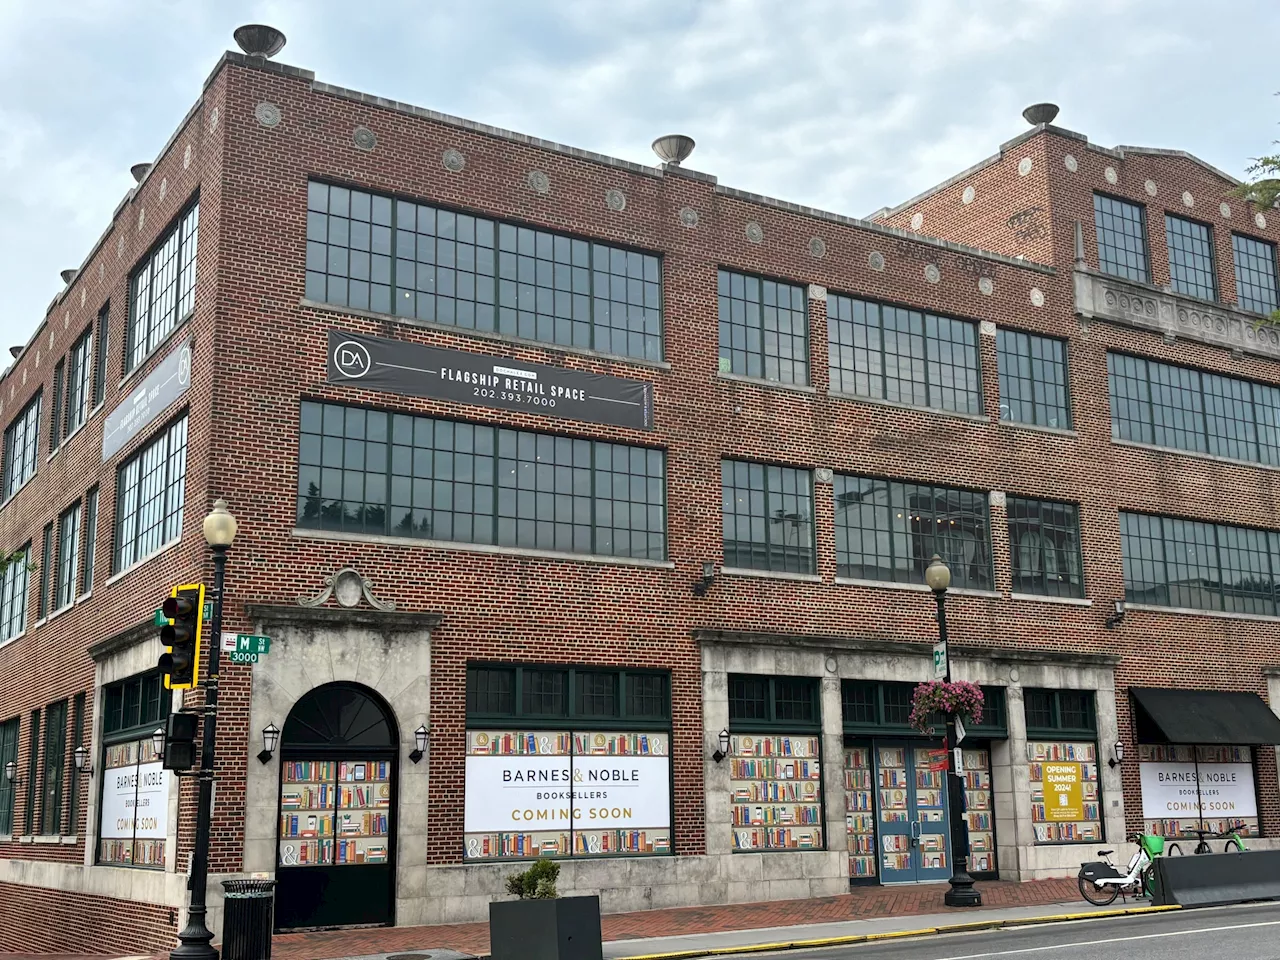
[1024,689,1100,844]
[1094,193,1149,282]
[996,329,1070,429]
[717,269,808,385]
[1232,233,1280,317]
[99,671,170,867]
[2,392,41,500]
[81,488,98,595]
[1108,351,1280,465]
[1007,496,1083,597]
[1165,215,1217,301]
[55,502,81,611]
[1120,511,1280,615]
[0,717,17,834]
[827,294,980,414]
[833,475,992,590]
[464,664,671,860]
[297,401,666,560]
[65,327,93,437]
[40,699,66,835]
[114,415,188,572]
[305,181,663,361]
[0,546,29,643]
[720,460,814,573]
[126,202,199,371]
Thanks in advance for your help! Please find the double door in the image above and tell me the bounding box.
[876,742,951,883]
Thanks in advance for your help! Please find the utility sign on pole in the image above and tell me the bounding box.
[955,716,967,744]
[933,640,947,679]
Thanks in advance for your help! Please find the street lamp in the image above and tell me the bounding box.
[172,499,238,960]
[925,554,982,908]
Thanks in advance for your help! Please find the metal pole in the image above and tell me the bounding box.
[937,589,981,907]
[171,544,226,959]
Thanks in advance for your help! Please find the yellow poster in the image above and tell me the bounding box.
[1043,762,1083,822]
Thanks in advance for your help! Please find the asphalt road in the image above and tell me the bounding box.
[751,901,1280,960]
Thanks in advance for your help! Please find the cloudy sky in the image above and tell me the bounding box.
[0,0,1276,350]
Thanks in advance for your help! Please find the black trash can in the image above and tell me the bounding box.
[221,878,276,960]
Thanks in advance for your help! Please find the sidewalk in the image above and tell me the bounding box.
[269,877,1086,959]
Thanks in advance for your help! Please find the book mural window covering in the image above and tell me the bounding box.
[279,760,391,866]
[963,748,996,872]
[1139,745,1260,839]
[728,675,822,851]
[98,671,170,867]
[463,666,672,860]
[1025,689,1101,843]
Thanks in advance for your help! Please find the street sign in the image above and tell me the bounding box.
[154,608,168,627]
[953,747,964,774]
[203,602,212,620]
[221,633,272,659]
[932,641,947,679]
[926,749,948,772]
[955,716,967,744]
[227,651,259,664]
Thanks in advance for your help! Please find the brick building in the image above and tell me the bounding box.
[2,32,1280,955]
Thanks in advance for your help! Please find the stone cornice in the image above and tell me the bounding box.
[245,604,441,631]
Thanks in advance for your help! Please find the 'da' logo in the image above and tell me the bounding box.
[333,340,372,379]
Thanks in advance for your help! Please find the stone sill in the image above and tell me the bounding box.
[31,835,71,845]
[1009,592,1092,607]
[105,538,182,588]
[998,420,1077,438]
[292,527,676,570]
[720,566,821,583]
[1112,438,1280,474]
[0,473,36,511]
[717,372,817,395]
[299,298,672,372]
[834,577,1000,599]
[827,391,989,423]
[1125,602,1280,624]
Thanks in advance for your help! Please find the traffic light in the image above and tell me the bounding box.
[162,712,199,772]
[158,583,205,690]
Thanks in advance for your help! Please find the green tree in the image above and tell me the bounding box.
[1234,154,1280,212]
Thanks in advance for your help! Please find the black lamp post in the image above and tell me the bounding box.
[924,554,982,908]
[172,499,238,959]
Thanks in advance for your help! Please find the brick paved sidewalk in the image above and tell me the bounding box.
[268,877,1081,959]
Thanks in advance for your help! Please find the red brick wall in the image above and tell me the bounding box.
[0,881,176,955]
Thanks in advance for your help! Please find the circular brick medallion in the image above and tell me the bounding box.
[353,127,377,151]
[868,251,886,271]
[910,212,923,231]
[1220,202,1232,219]
[254,102,282,128]
[1257,212,1268,230]
[924,264,941,284]
[1063,154,1078,172]
[679,206,698,227]
[1030,287,1045,308]
[183,144,192,169]
[1104,166,1118,184]
[962,186,975,205]
[1018,157,1033,177]
[745,222,764,243]
[1182,191,1194,208]
[1144,179,1158,197]
[442,148,466,172]
[605,188,626,212]
[978,277,994,296]
[808,236,826,258]
[527,170,551,194]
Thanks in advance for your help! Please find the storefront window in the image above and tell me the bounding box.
[97,670,170,867]
[728,674,823,852]
[463,664,671,860]
[1024,688,1101,843]
[1138,744,1260,838]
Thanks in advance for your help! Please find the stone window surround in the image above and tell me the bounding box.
[697,630,1124,882]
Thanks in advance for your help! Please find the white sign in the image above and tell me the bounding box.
[953,747,964,774]
[464,754,671,834]
[933,641,947,679]
[99,759,170,840]
[1139,762,1257,820]
[955,716,967,744]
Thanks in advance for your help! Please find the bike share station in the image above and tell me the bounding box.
[1080,687,1280,908]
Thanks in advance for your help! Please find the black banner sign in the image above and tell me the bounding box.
[326,330,654,431]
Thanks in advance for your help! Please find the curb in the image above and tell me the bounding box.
[614,904,1182,960]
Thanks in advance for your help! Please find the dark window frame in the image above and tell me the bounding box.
[97,670,170,868]
[92,302,110,407]
[716,268,810,385]
[464,663,670,730]
[996,328,1072,429]
[55,501,81,612]
[0,544,30,644]
[1007,496,1085,598]
[113,414,189,573]
[1094,192,1151,283]
[65,326,94,438]
[1164,213,1218,301]
[125,198,199,373]
[24,709,39,835]
[728,674,821,732]
[0,717,18,834]
[49,359,65,451]
[1232,232,1280,317]
[37,522,52,620]
[68,693,84,835]
[1023,688,1097,739]
[40,699,67,835]
[81,488,98,595]
[3,391,42,501]
[720,458,815,574]
[841,681,1008,737]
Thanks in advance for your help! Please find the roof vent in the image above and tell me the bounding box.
[1022,103,1060,126]
[652,135,696,166]
[234,24,287,59]
[60,269,78,285]
[8,346,21,359]
[130,163,151,183]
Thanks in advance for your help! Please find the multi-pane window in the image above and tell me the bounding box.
[49,360,64,450]
[99,671,170,868]
[114,416,188,572]
[81,488,98,595]
[3,392,41,500]
[55,503,81,611]
[1108,351,1280,465]
[833,475,992,590]
[93,303,110,407]
[65,328,93,437]
[1165,215,1217,301]
[996,329,1070,428]
[720,460,814,573]
[37,523,52,620]
[305,181,663,361]
[297,401,666,560]
[1023,689,1096,736]
[24,709,38,834]
[827,294,981,414]
[68,693,84,835]
[1094,193,1150,282]
[1007,496,1084,598]
[126,202,199,371]
[717,270,808,384]
[728,675,820,727]
[1120,511,1280,614]
[0,546,29,643]
[0,717,17,834]
[1232,233,1280,316]
[40,700,66,835]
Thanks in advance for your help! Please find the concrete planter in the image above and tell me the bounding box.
[489,895,603,960]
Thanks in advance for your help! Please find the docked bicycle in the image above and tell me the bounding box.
[1165,821,1249,855]
[1078,833,1163,905]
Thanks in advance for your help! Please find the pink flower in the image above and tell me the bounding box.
[909,681,985,733]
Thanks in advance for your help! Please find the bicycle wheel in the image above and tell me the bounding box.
[1079,873,1119,906]
[1166,843,1183,856]
[1196,842,1211,854]
[1225,840,1245,854]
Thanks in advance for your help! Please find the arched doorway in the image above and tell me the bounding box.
[275,682,398,930]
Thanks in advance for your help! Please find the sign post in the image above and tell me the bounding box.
[933,641,947,680]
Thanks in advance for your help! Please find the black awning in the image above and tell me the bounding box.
[1130,688,1280,745]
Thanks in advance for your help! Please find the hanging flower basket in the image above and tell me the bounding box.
[909,680,984,733]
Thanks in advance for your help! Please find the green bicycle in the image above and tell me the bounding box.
[1165,821,1248,855]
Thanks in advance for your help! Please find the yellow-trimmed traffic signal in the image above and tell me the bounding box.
[158,583,205,690]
